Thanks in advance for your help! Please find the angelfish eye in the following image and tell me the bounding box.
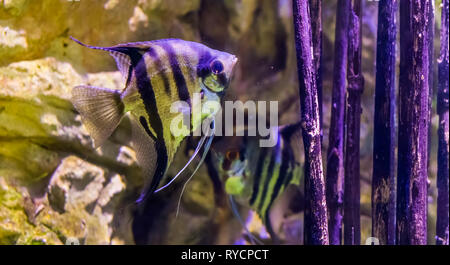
[226,150,239,161]
[210,60,224,75]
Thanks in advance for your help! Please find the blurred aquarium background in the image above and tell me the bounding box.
[0,0,443,244]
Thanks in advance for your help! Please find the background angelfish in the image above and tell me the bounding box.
[212,122,303,238]
[70,37,238,202]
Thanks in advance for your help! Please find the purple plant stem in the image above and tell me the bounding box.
[344,0,363,246]
[325,0,350,245]
[310,0,323,143]
[372,0,397,246]
[427,0,434,177]
[436,0,449,246]
[292,0,329,245]
[397,0,431,245]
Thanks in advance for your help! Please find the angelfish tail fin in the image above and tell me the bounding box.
[71,85,124,148]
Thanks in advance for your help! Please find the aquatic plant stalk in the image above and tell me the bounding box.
[344,0,363,245]
[309,0,323,142]
[292,0,328,245]
[372,0,397,245]
[426,0,434,245]
[426,0,435,176]
[397,0,431,245]
[436,0,449,246]
[325,0,349,245]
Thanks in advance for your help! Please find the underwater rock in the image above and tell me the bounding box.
[1,0,28,17]
[43,156,126,245]
[0,176,61,245]
[0,0,201,70]
[0,58,124,183]
[0,57,139,244]
[0,57,82,99]
[0,156,129,245]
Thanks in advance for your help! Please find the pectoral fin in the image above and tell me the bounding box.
[229,195,263,245]
[71,85,124,148]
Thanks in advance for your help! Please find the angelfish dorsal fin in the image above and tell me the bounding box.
[70,37,147,87]
[109,51,132,85]
[71,85,124,148]
[280,121,303,164]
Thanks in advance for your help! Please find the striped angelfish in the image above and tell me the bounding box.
[70,37,238,203]
[213,122,303,238]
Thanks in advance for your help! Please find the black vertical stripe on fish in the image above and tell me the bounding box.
[283,170,294,195]
[249,147,269,205]
[281,137,296,188]
[282,162,296,194]
[217,73,228,88]
[182,53,196,84]
[122,47,168,202]
[125,63,133,90]
[264,205,277,240]
[269,143,291,211]
[139,116,157,142]
[159,42,191,105]
[108,50,132,88]
[259,135,292,223]
[261,153,292,235]
[196,49,213,79]
[257,147,278,212]
[146,48,171,95]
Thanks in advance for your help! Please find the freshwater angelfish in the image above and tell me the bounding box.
[213,122,303,239]
[70,37,238,203]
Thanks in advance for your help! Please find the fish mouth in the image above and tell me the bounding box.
[231,56,238,68]
[226,159,246,177]
[229,56,238,79]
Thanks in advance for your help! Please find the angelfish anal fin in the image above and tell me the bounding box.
[129,116,163,204]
